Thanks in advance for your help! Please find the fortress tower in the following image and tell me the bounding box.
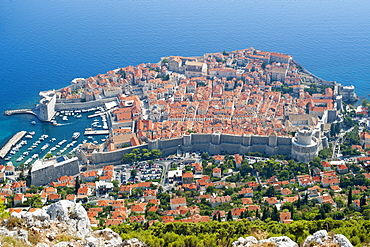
[291,127,319,163]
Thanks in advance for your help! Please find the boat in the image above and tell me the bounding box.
[24,158,32,165]
[50,138,56,142]
[32,154,39,159]
[76,114,82,118]
[72,132,80,140]
[25,135,33,139]
[23,151,29,156]
[16,156,24,162]
[4,157,11,161]
[41,144,50,151]
[31,121,36,125]
[62,116,68,121]
[29,131,36,135]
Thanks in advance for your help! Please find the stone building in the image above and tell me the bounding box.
[31,156,79,186]
[291,127,319,163]
[38,90,56,121]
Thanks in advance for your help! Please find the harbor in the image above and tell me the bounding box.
[0,131,27,158]
[0,107,110,167]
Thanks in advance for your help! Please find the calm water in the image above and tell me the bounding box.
[1,0,370,163]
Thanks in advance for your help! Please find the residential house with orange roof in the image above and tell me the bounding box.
[182,172,194,184]
[280,212,292,224]
[210,195,231,208]
[212,168,221,178]
[239,188,253,197]
[13,193,24,206]
[11,181,27,194]
[170,197,187,210]
[337,164,348,174]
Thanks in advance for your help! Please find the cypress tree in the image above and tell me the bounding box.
[212,214,217,221]
[348,188,353,207]
[272,206,279,222]
[217,212,221,222]
[227,211,233,221]
[360,196,366,207]
[75,176,80,195]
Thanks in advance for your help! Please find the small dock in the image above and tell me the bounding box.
[4,109,36,116]
[0,131,27,158]
[88,112,107,118]
[84,130,110,136]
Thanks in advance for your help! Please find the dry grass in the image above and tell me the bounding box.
[0,235,31,247]
[5,217,23,229]
[249,229,270,241]
[55,234,81,243]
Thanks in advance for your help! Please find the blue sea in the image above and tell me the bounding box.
[1,0,370,164]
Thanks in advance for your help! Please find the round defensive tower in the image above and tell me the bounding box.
[291,127,319,163]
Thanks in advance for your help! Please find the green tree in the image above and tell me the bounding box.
[44,153,53,159]
[27,194,43,208]
[227,211,233,221]
[75,176,81,194]
[348,188,353,207]
[131,169,138,178]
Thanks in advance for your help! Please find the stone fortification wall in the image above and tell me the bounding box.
[80,133,294,165]
[55,97,117,111]
[31,158,79,186]
[77,144,148,165]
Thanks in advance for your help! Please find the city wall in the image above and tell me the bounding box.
[55,97,117,111]
[79,133,293,165]
[77,144,148,165]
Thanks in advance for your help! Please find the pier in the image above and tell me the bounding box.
[84,130,110,136]
[4,109,37,117]
[0,131,27,158]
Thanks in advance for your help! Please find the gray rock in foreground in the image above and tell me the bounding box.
[233,230,353,247]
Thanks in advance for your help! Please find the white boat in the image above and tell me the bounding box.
[62,116,68,121]
[25,135,33,139]
[72,132,80,140]
[23,151,29,156]
[29,131,36,135]
[16,156,24,162]
[41,144,50,151]
[24,158,32,165]
[32,154,39,159]
[31,121,36,125]
[50,147,57,151]
[76,114,82,118]
[4,157,11,161]
[50,138,56,142]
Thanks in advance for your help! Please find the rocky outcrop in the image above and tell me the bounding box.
[232,236,298,247]
[0,200,146,247]
[232,230,353,247]
[302,230,353,247]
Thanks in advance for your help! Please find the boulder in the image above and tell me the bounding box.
[232,235,297,247]
[302,230,353,247]
[45,200,91,239]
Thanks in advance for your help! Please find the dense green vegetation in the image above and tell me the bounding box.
[122,148,162,164]
[98,219,370,247]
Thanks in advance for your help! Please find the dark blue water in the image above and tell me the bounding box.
[1,0,370,163]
